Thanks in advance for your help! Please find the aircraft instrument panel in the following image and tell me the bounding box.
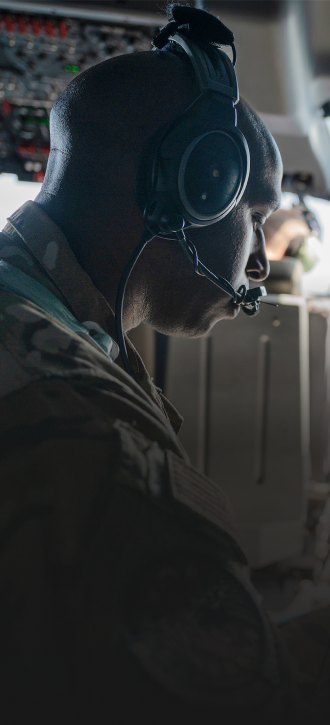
[0,6,157,181]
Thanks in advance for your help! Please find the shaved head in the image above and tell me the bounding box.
[47,48,278,192]
[47,50,198,172]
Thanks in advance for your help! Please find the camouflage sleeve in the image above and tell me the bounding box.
[0,376,324,725]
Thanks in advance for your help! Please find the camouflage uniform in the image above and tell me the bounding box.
[0,200,328,724]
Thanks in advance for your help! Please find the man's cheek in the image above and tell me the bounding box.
[230,228,251,281]
[241,222,255,267]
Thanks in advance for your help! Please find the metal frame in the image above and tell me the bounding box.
[0,1,162,27]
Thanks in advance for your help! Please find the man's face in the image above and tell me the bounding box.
[143,108,282,338]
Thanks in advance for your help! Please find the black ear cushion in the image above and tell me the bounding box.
[179,131,244,219]
[134,116,250,223]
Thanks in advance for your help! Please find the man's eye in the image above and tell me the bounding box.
[252,215,265,231]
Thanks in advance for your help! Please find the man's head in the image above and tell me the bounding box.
[36,40,282,337]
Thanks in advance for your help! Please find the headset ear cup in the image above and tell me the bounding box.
[134,106,250,227]
[174,126,249,224]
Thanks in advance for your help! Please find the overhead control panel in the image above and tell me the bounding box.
[0,5,158,181]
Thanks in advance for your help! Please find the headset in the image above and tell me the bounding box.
[115,20,268,379]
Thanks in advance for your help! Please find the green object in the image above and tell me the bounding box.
[65,65,80,72]
[0,260,117,360]
[295,239,320,273]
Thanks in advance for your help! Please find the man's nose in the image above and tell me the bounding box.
[245,234,270,282]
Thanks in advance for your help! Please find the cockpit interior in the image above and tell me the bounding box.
[1,0,330,642]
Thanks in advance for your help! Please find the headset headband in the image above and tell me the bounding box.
[167,33,239,104]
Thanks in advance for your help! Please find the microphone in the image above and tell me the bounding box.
[177,231,267,316]
[115,216,270,379]
[158,214,268,317]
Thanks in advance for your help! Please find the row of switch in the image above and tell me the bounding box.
[17,143,50,155]
[0,15,68,38]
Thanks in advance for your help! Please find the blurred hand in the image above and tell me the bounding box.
[263,208,310,260]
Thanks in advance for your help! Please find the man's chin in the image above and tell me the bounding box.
[226,299,240,320]
[214,298,240,322]
[205,299,240,332]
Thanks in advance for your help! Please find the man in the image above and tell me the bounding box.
[0,5,326,725]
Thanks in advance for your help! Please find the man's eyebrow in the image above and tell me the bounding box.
[256,196,281,214]
[269,199,281,213]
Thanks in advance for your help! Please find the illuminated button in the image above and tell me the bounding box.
[17,143,36,154]
[2,99,11,115]
[5,15,15,33]
[59,21,68,38]
[212,168,219,177]
[44,19,54,37]
[201,192,207,200]
[31,18,41,35]
[18,16,27,33]
[34,170,45,182]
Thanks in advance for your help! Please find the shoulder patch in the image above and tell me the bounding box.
[167,450,245,559]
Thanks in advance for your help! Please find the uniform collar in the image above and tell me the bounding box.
[3,200,183,432]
